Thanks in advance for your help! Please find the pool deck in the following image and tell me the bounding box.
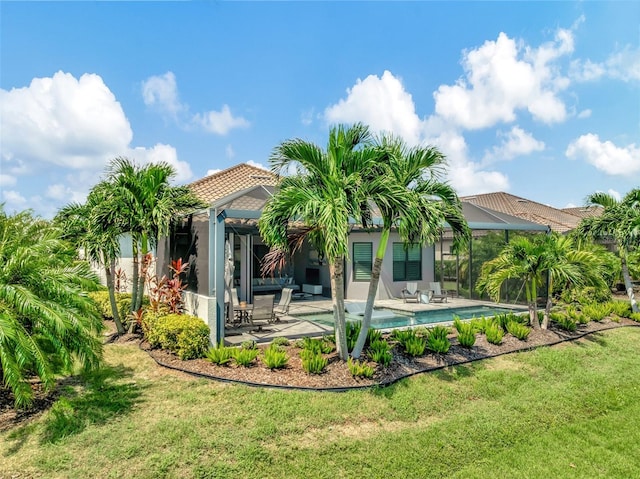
[223,295,523,345]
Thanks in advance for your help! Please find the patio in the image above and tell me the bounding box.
[223,295,517,345]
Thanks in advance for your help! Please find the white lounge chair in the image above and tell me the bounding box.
[274,288,293,321]
[429,282,448,303]
[401,282,421,303]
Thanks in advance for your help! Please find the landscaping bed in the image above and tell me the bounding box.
[143,317,638,390]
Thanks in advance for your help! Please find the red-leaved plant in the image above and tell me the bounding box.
[148,258,189,314]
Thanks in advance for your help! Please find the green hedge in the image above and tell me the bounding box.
[144,313,210,360]
[89,291,149,322]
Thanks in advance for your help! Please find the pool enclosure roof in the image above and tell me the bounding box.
[206,185,549,233]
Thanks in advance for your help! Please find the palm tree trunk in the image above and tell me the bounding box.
[530,277,540,329]
[105,259,125,334]
[131,238,140,313]
[621,255,639,313]
[136,233,150,311]
[352,229,389,359]
[542,277,554,329]
[329,258,348,360]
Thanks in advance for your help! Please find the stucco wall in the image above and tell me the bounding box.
[345,231,435,300]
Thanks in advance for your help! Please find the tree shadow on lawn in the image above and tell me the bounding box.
[5,363,144,453]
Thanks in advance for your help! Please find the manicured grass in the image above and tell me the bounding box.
[2,328,640,479]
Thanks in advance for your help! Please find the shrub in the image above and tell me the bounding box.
[566,304,588,324]
[403,336,427,357]
[301,352,328,374]
[560,285,612,305]
[454,318,476,348]
[262,344,289,369]
[428,325,450,341]
[493,312,526,330]
[485,323,504,345]
[241,340,257,350]
[207,343,235,365]
[89,291,135,322]
[366,328,382,346]
[391,328,416,347]
[630,312,640,322]
[368,340,392,366]
[551,312,577,332]
[609,300,632,319]
[427,335,451,354]
[470,316,490,334]
[272,337,290,347]
[346,321,362,351]
[347,357,374,379]
[506,321,530,341]
[233,348,260,367]
[147,313,210,359]
[582,303,612,322]
[300,337,333,354]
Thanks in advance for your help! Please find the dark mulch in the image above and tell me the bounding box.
[144,318,639,391]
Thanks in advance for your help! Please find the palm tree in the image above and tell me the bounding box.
[259,124,380,360]
[102,158,205,313]
[477,236,548,329]
[577,189,640,313]
[57,182,126,334]
[351,137,469,358]
[0,208,103,408]
[540,234,607,328]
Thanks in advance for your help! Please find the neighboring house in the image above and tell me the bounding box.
[157,163,548,344]
[460,192,595,233]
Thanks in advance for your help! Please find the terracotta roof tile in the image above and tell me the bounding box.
[561,206,604,219]
[188,163,278,204]
[460,192,583,233]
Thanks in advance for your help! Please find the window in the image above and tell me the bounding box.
[353,242,373,281]
[393,243,422,281]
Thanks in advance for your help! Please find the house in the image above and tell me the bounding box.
[460,192,595,233]
[157,164,548,344]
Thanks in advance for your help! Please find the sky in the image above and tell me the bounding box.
[1,1,639,219]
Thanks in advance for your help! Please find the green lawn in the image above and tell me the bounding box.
[2,328,640,479]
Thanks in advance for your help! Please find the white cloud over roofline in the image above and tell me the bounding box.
[566,134,640,175]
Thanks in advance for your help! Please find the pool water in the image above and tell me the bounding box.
[296,305,526,330]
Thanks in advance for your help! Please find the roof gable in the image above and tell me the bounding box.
[189,163,277,204]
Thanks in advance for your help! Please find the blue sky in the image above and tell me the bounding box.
[1,1,639,218]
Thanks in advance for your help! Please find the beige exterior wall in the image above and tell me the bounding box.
[345,231,435,301]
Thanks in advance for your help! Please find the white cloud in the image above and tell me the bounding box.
[564,202,577,208]
[2,190,27,207]
[324,71,509,195]
[483,126,545,163]
[433,29,573,129]
[301,108,315,126]
[194,105,250,135]
[45,183,87,203]
[0,174,16,187]
[225,144,235,159]
[325,71,422,145]
[577,109,592,119]
[608,189,622,201]
[246,160,268,171]
[128,143,193,183]
[141,71,183,116]
[566,134,640,175]
[0,71,132,171]
[206,169,221,176]
[571,45,640,83]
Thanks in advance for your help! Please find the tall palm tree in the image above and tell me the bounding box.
[102,158,205,313]
[351,137,469,358]
[577,189,640,312]
[259,124,379,360]
[57,182,127,334]
[0,208,103,408]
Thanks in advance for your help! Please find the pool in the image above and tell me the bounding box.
[294,305,526,330]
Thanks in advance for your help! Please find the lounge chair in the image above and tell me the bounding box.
[401,282,421,303]
[250,294,275,332]
[274,288,293,321]
[429,282,448,303]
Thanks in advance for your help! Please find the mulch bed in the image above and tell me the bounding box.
[143,318,639,391]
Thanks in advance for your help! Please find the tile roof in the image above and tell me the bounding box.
[188,163,278,204]
[460,192,584,233]
[561,206,604,219]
